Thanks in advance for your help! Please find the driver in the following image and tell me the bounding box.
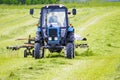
[48,13,60,27]
[49,12,58,23]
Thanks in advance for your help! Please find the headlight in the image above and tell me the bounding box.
[54,37,58,40]
[48,37,52,40]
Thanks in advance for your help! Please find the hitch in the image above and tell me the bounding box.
[74,34,89,48]
[6,46,21,50]
[75,44,89,48]
[6,35,35,57]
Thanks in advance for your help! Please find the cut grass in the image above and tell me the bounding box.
[83,9,120,55]
[0,4,120,80]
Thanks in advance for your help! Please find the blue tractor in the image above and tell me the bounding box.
[30,4,76,59]
[7,4,88,59]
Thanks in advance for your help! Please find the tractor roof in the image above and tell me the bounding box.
[44,4,65,8]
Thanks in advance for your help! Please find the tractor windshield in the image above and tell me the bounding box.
[42,9,67,27]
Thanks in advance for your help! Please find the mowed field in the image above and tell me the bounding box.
[0,4,120,80]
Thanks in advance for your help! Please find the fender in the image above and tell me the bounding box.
[68,26,74,32]
[67,26,74,42]
[36,27,41,32]
[35,27,42,43]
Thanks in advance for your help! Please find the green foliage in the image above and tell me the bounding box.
[26,0,31,5]
[1,0,19,4]
[0,0,3,4]
[0,0,120,6]
[0,0,60,4]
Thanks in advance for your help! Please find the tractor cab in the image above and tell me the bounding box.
[40,5,69,45]
[41,5,68,27]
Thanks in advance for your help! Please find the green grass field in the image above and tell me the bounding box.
[0,3,120,80]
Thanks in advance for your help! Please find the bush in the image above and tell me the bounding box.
[0,0,60,4]
[0,0,3,4]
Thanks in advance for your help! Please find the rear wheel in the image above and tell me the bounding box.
[34,43,40,59]
[24,49,27,58]
[66,43,74,59]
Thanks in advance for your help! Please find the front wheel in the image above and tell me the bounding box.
[66,43,74,59]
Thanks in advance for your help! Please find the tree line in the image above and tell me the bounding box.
[0,0,60,5]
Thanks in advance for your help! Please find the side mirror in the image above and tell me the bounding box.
[72,8,76,15]
[30,8,34,15]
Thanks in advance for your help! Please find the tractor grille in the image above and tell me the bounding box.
[49,29,57,37]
